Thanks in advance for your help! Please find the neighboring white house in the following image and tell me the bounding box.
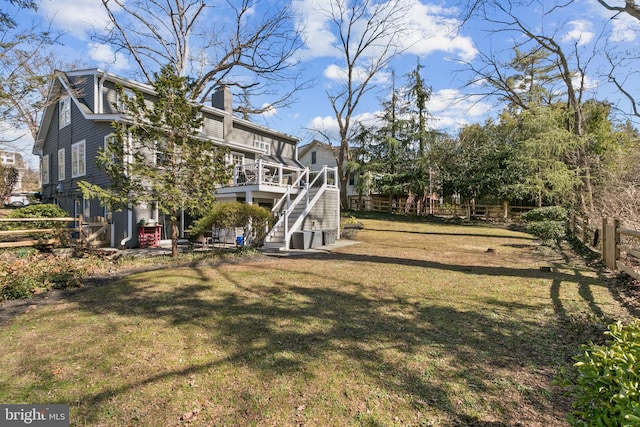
[0,150,26,191]
[298,140,359,198]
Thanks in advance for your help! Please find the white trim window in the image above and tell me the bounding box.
[72,140,86,177]
[254,139,271,155]
[116,88,134,112]
[227,152,244,169]
[59,97,71,128]
[58,148,65,181]
[1,152,15,164]
[42,155,50,184]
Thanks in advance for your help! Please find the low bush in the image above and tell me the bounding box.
[0,251,96,302]
[189,202,274,247]
[557,319,640,426]
[523,206,568,245]
[522,206,568,222]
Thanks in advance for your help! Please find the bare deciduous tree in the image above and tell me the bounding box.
[96,0,306,113]
[1,0,76,157]
[317,0,413,208]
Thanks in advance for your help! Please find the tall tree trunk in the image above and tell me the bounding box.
[171,216,179,258]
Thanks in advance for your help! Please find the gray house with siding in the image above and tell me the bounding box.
[33,69,339,249]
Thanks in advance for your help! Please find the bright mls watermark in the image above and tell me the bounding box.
[1,404,69,426]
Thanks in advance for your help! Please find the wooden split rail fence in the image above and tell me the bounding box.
[568,214,640,281]
[0,215,110,249]
[347,196,535,220]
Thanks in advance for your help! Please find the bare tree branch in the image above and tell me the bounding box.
[596,0,640,20]
[95,0,307,114]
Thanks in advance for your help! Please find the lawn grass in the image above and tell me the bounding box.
[0,216,636,426]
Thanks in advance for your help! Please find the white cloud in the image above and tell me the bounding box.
[88,43,131,72]
[323,64,391,85]
[307,110,380,141]
[293,0,477,62]
[308,115,340,138]
[292,0,342,59]
[260,103,278,117]
[563,20,594,46]
[40,0,111,37]
[427,89,493,131]
[403,2,477,61]
[609,12,640,42]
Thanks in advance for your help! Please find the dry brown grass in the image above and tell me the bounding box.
[0,216,635,426]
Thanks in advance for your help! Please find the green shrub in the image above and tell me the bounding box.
[558,319,640,426]
[522,206,568,222]
[526,220,566,244]
[1,204,71,244]
[7,204,69,219]
[523,206,568,245]
[189,202,274,247]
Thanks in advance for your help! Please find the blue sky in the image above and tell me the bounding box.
[6,0,640,167]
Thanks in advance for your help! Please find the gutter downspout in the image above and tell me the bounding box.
[120,209,133,248]
[98,71,107,114]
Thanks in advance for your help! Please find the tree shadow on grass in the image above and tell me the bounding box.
[57,256,592,425]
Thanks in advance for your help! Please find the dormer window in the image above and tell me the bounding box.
[59,97,71,128]
[254,139,270,155]
[117,88,135,112]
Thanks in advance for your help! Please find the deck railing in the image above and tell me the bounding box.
[230,159,303,187]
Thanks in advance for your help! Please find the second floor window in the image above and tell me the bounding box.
[42,155,50,185]
[1,152,15,164]
[72,140,86,177]
[117,88,134,112]
[311,151,317,164]
[58,148,65,181]
[59,97,71,128]
[254,139,271,155]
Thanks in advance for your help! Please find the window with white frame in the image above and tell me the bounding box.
[311,151,317,165]
[74,198,91,220]
[254,139,271,155]
[59,97,71,128]
[58,148,65,181]
[154,139,171,168]
[42,155,50,185]
[227,152,245,170]
[116,88,134,112]
[72,140,86,177]
[1,152,15,164]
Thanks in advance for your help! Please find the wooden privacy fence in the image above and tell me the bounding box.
[0,215,111,249]
[568,214,640,281]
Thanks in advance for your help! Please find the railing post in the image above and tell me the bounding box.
[603,218,619,271]
[614,218,621,269]
[602,217,607,267]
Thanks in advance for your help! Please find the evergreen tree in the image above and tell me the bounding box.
[80,65,231,257]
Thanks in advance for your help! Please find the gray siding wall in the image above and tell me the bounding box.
[68,74,96,112]
[300,188,340,231]
[41,84,118,223]
[232,122,296,158]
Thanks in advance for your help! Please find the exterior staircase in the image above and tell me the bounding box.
[263,166,336,250]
